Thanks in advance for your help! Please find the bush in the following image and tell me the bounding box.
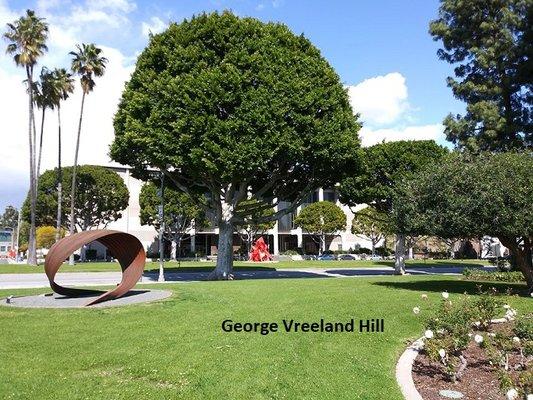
[356,247,372,255]
[280,250,299,256]
[514,314,533,341]
[85,249,97,261]
[462,268,525,283]
[36,226,62,249]
[374,247,391,257]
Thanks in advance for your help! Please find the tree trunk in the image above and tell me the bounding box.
[55,105,62,242]
[26,66,37,266]
[209,220,234,280]
[69,91,86,265]
[171,240,177,261]
[408,247,413,259]
[394,233,406,275]
[371,240,376,258]
[320,234,326,255]
[499,236,533,294]
[36,109,45,186]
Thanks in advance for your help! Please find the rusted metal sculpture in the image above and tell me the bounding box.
[44,230,146,306]
[249,236,272,262]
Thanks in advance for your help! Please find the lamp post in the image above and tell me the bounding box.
[158,171,165,282]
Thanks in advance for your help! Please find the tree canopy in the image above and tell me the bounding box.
[110,11,361,277]
[430,0,532,151]
[339,140,447,213]
[22,165,129,231]
[294,201,346,254]
[394,152,533,291]
[139,181,204,258]
[0,206,19,230]
[351,206,392,256]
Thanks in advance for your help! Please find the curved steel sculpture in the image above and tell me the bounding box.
[44,230,146,306]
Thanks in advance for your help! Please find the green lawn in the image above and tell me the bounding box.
[0,275,528,400]
[0,258,488,274]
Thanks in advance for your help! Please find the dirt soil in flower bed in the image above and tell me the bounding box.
[412,323,524,400]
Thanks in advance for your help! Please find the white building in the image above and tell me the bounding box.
[100,165,379,257]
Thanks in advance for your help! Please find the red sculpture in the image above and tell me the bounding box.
[249,237,272,262]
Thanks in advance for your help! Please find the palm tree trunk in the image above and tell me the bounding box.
[68,91,86,265]
[55,104,63,242]
[26,66,37,266]
[36,108,45,185]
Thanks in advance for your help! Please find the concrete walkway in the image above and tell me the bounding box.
[0,266,486,290]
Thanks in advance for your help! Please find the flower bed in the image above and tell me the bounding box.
[408,290,532,400]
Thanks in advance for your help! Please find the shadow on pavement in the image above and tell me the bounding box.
[144,269,331,281]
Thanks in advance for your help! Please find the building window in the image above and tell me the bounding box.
[0,246,5,252]
[323,189,336,203]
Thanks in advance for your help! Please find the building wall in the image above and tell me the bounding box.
[97,166,381,256]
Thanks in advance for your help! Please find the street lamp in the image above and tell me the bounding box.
[158,171,165,282]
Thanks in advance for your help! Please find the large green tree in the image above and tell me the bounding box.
[111,12,361,279]
[139,182,204,260]
[0,206,19,230]
[4,9,49,265]
[351,206,392,257]
[339,140,447,273]
[293,201,346,254]
[430,0,532,151]
[394,152,533,293]
[23,165,129,232]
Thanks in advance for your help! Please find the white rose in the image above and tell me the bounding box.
[424,330,434,339]
[506,388,518,400]
[438,349,446,358]
[413,307,420,315]
[503,304,510,309]
[474,334,484,344]
[512,336,520,343]
[441,291,449,299]
[526,393,533,400]
[421,294,428,300]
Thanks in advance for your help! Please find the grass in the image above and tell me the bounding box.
[0,258,488,274]
[0,275,528,400]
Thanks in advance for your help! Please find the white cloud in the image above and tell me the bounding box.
[347,72,447,147]
[347,72,409,126]
[141,16,166,37]
[359,124,445,147]
[0,35,133,211]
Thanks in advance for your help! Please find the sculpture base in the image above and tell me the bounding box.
[1,289,172,308]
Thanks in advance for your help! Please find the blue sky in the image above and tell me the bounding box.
[0,0,462,210]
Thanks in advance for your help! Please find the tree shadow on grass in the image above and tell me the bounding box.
[374,261,488,269]
[371,279,528,296]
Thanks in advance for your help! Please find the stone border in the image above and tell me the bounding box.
[1,289,173,308]
[396,337,425,400]
[396,317,508,400]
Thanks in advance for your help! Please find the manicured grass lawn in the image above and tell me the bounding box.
[0,258,488,274]
[0,276,528,400]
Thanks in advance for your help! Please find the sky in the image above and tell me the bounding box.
[0,0,464,211]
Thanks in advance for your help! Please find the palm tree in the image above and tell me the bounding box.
[4,10,48,265]
[50,68,74,242]
[68,43,107,264]
[33,67,55,185]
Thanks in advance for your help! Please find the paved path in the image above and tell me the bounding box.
[0,266,491,290]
